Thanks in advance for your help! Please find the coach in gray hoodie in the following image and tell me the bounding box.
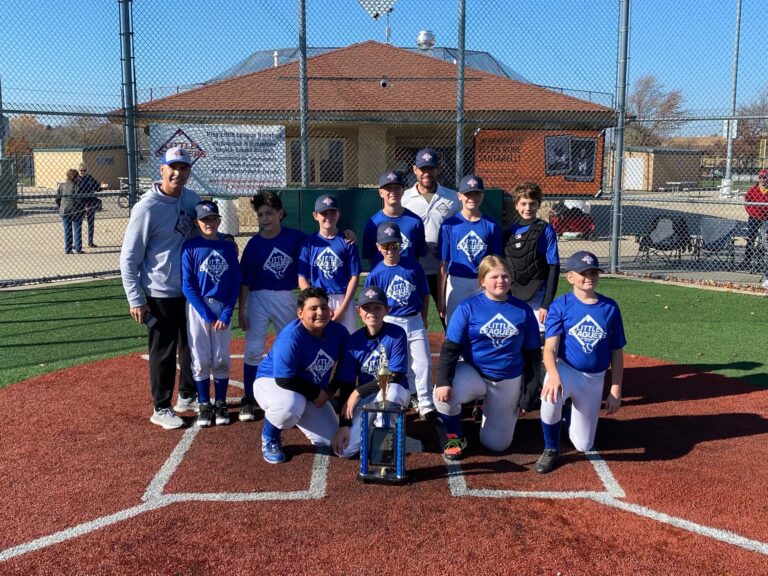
[120,146,200,430]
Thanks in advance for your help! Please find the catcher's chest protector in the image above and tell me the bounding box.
[504,219,549,301]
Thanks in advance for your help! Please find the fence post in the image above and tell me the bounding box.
[455,0,466,188]
[610,0,630,274]
[722,0,742,198]
[119,0,139,208]
[298,0,310,188]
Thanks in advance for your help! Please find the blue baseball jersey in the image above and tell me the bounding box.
[363,209,427,264]
[257,319,355,390]
[240,227,306,291]
[438,212,503,278]
[181,236,241,325]
[340,322,409,387]
[447,292,541,380]
[298,232,361,294]
[507,220,560,265]
[545,292,626,374]
[364,258,430,317]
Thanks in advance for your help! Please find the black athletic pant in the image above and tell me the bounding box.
[146,296,195,410]
[426,273,446,331]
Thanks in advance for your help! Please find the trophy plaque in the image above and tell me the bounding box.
[358,344,408,485]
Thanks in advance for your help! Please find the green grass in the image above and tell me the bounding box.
[1,276,766,389]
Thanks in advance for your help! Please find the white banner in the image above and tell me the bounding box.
[149,123,286,196]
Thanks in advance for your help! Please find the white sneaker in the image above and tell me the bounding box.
[150,408,184,430]
[173,395,199,413]
[761,278,768,290]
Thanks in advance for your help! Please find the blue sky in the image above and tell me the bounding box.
[1,0,765,134]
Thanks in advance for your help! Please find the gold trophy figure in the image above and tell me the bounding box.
[376,344,392,408]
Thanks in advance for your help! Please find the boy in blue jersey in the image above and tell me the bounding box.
[363,171,427,268]
[181,201,242,427]
[253,287,355,464]
[364,222,437,421]
[534,251,625,474]
[438,174,502,325]
[504,182,560,336]
[298,194,361,334]
[332,285,410,458]
[435,256,542,460]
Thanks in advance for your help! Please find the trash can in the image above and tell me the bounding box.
[215,197,240,236]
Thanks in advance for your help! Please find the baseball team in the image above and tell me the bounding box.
[120,146,625,475]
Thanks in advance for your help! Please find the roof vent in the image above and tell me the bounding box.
[273,51,279,67]
[416,30,436,50]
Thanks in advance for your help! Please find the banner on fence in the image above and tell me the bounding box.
[149,123,286,196]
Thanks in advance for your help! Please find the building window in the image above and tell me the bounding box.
[289,138,345,185]
[96,156,115,166]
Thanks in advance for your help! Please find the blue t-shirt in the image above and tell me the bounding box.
[181,236,242,325]
[340,322,409,387]
[507,220,560,265]
[439,212,503,278]
[446,292,541,380]
[240,227,306,291]
[298,232,361,294]
[257,319,354,390]
[363,209,427,264]
[364,258,430,317]
[545,292,626,374]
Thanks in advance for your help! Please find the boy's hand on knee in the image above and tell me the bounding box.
[435,386,452,403]
[314,389,330,407]
[605,387,621,414]
[540,376,562,404]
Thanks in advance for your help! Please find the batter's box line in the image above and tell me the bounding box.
[445,453,768,557]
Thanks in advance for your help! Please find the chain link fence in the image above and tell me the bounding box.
[1,0,766,289]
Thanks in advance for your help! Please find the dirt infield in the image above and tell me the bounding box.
[1,339,767,575]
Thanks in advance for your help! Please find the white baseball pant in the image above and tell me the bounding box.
[539,360,605,452]
[384,313,434,415]
[244,289,296,366]
[328,292,358,334]
[433,362,522,452]
[445,275,481,326]
[338,382,411,458]
[253,376,338,446]
[186,299,231,380]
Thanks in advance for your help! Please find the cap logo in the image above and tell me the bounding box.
[385,226,395,236]
[581,254,595,265]
[387,172,398,181]
[467,178,477,187]
[364,289,377,299]
[322,196,334,205]
[173,149,184,158]
[421,152,433,162]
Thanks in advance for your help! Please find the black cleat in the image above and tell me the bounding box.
[533,449,559,474]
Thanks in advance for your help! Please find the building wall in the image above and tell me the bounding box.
[650,153,702,190]
[82,148,127,189]
[33,150,83,189]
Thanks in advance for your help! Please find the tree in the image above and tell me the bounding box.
[625,75,686,147]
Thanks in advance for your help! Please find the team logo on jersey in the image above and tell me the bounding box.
[457,230,486,263]
[306,349,335,384]
[399,233,412,251]
[264,247,293,279]
[436,203,450,217]
[361,347,384,377]
[568,314,606,353]
[174,210,196,238]
[315,247,342,279]
[386,274,415,306]
[200,250,228,283]
[479,313,519,349]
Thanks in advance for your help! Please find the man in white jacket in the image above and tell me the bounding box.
[120,147,201,429]
[401,148,458,328]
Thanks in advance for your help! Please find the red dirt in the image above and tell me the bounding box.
[1,346,767,575]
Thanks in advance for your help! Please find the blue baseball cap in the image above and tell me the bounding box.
[566,251,604,273]
[358,285,388,307]
[376,221,401,244]
[161,146,192,166]
[314,194,339,212]
[459,174,485,194]
[379,170,405,189]
[195,201,220,219]
[414,148,439,169]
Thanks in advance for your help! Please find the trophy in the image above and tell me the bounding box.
[358,344,408,484]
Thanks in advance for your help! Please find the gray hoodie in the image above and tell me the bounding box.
[120,181,201,307]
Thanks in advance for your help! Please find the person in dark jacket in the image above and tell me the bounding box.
[76,162,106,248]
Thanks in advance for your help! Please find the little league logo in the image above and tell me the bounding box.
[568,314,606,353]
[174,210,196,238]
[306,349,335,384]
[399,233,412,251]
[457,230,487,263]
[264,247,293,279]
[155,128,207,165]
[386,275,415,306]
[315,247,342,279]
[200,250,228,284]
[479,313,519,349]
[361,348,383,377]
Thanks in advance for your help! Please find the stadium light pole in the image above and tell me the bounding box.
[721,0,742,198]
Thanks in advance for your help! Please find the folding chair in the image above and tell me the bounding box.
[635,216,692,263]
[693,217,736,265]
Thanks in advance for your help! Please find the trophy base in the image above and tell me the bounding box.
[358,409,409,485]
[357,470,409,485]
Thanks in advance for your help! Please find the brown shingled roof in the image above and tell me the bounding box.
[138,40,613,121]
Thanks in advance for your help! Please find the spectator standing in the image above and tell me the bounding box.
[55,168,85,254]
[76,162,107,248]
